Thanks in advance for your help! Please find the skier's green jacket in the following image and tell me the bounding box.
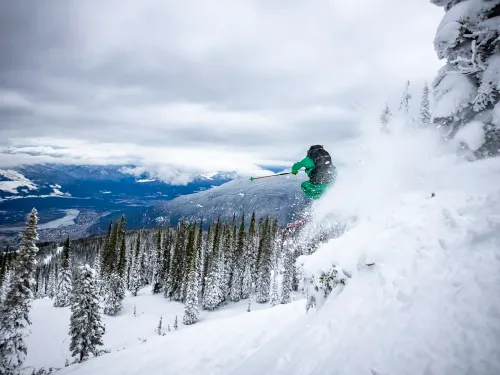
[291,145,337,200]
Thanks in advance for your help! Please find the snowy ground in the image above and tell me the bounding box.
[25,116,500,375]
[25,288,306,374]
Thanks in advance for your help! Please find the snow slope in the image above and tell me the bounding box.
[228,115,500,375]
[25,289,306,374]
[0,169,37,193]
[25,115,500,375]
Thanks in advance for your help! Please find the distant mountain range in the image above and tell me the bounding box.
[94,175,308,231]
[0,164,303,246]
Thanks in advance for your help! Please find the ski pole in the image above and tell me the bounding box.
[249,172,294,182]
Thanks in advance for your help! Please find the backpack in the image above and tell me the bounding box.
[306,145,335,185]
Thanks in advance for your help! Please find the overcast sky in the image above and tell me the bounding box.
[0,0,444,183]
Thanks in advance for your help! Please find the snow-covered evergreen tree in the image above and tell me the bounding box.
[419,81,431,127]
[280,248,294,305]
[380,102,393,132]
[35,270,45,299]
[103,272,125,315]
[102,220,126,315]
[54,237,73,307]
[167,221,187,301]
[241,255,252,300]
[156,316,163,335]
[221,225,234,302]
[0,208,39,375]
[248,211,258,284]
[183,226,199,325]
[0,270,12,306]
[47,264,57,299]
[69,264,105,362]
[431,0,500,156]
[270,270,279,307]
[130,232,142,297]
[92,251,103,296]
[152,230,163,294]
[116,217,127,280]
[256,218,272,304]
[181,224,197,301]
[230,215,245,302]
[398,80,412,115]
[202,219,223,310]
[174,315,178,330]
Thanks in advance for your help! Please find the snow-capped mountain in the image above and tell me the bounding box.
[152,174,308,226]
[0,164,241,242]
[88,174,309,233]
[0,164,238,201]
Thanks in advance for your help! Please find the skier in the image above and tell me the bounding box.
[291,144,337,200]
[285,145,337,235]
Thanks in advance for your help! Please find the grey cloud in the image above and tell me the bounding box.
[0,0,444,178]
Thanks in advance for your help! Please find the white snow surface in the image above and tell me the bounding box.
[25,118,500,375]
[0,169,37,193]
[453,120,485,150]
[240,118,500,375]
[26,289,305,374]
[432,72,477,119]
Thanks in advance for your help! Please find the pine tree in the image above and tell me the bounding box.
[221,224,234,302]
[201,224,213,297]
[280,248,294,305]
[92,252,104,296]
[102,221,119,277]
[161,230,172,296]
[183,225,199,326]
[0,269,12,306]
[202,219,223,310]
[241,254,252,300]
[0,208,39,375]
[0,253,7,295]
[156,316,163,335]
[174,315,178,330]
[47,264,57,299]
[398,80,412,115]
[152,230,164,294]
[419,82,431,127]
[248,211,258,284]
[116,216,127,279]
[167,221,187,301]
[247,300,251,312]
[256,217,272,304]
[54,237,73,307]
[69,264,105,363]
[182,224,197,301]
[380,102,392,132]
[270,270,279,307]
[130,232,142,297]
[230,215,245,302]
[103,272,125,315]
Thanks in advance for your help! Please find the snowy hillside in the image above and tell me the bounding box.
[231,119,500,374]
[25,290,306,374]
[16,116,500,375]
[152,174,308,226]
